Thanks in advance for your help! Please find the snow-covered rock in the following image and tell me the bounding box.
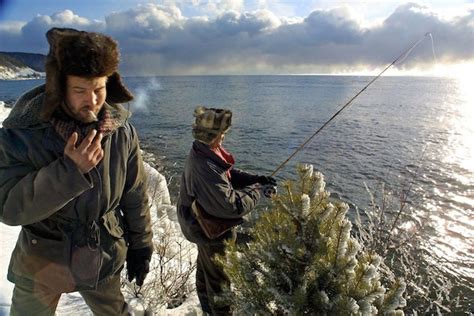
[145,162,171,206]
[0,65,45,80]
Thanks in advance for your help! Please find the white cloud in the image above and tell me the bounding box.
[22,9,103,32]
[0,3,472,74]
[0,21,25,33]
[106,4,184,37]
[256,0,302,17]
[205,0,245,15]
[0,10,104,53]
[160,0,244,16]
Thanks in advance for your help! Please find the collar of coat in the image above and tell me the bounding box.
[192,140,234,171]
[2,84,131,130]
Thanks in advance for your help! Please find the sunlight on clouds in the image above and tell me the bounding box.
[360,62,474,78]
[0,2,472,75]
[106,4,184,35]
[50,10,90,25]
[167,0,245,15]
[253,0,298,17]
[208,0,244,14]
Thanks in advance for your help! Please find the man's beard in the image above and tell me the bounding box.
[62,102,99,123]
[83,110,99,123]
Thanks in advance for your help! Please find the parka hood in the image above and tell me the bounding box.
[2,84,131,130]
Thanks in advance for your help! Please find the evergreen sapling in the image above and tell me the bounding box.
[217,164,406,315]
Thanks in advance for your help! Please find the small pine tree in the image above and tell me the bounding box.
[217,164,406,315]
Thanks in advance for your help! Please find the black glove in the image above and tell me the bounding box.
[126,246,153,286]
[257,175,277,186]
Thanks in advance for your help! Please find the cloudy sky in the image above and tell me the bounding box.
[0,0,473,75]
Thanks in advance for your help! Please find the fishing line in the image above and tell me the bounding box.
[270,32,434,177]
[428,32,437,62]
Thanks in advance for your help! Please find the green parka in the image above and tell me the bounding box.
[0,85,153,292]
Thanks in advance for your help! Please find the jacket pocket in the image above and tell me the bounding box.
[12,228,76,292]
[70,244,103,290]
[102,210,125,238]
[101,211,127,275]
[20,227,69,266]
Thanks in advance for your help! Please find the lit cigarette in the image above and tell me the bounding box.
[88,110,98,122]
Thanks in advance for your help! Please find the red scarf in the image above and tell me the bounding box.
[211,145,234,179]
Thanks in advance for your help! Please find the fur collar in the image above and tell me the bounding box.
[3,84,131,130]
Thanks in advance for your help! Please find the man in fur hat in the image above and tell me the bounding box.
[0,28,153,315]
[177,106,277,315]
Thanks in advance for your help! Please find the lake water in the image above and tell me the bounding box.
[1,75,472,309]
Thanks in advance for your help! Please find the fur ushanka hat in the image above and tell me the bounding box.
[192,106,232,144]
[41,27,134,121]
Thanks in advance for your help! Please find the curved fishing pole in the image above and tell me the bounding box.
[270,32,433,177]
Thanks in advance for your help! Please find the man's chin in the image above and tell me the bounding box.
[78,111,99,123]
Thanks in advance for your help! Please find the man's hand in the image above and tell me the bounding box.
[64,129,104,174]
[257,175,277,186]
[127,246,153,286]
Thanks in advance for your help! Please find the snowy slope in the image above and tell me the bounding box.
[0,102,10,127]
[0,66,44,80]
[0,102,200,315]
[0,224,20,315]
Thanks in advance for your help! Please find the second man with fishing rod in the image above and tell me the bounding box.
[177,106,277,315]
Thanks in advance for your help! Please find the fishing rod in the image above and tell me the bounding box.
[270,32,433,177]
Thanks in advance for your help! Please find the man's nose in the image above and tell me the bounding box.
[86,91,98,105]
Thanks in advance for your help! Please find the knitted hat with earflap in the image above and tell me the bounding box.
[192,106,232,144]
[40,27,134,121]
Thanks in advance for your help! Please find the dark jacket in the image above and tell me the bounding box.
[177,140,260,244]
[0,85,153,292]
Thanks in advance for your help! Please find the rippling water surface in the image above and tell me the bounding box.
[1,75,472,309]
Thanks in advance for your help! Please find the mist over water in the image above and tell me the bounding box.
[1,75,472,309]
[129,77,162,112]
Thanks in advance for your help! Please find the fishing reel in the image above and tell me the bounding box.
[262,184,277,198]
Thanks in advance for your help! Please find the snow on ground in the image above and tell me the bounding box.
[0,223,20,315]
[0,102,10,127]
[0,102,201,315]
[0,103,20,316]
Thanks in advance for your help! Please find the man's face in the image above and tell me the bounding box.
[65,75,107,123]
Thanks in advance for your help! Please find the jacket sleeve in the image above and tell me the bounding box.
[119,124,153,250]
[230,168,260,189]
[194,160,260,220]
[0,130,94,226]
